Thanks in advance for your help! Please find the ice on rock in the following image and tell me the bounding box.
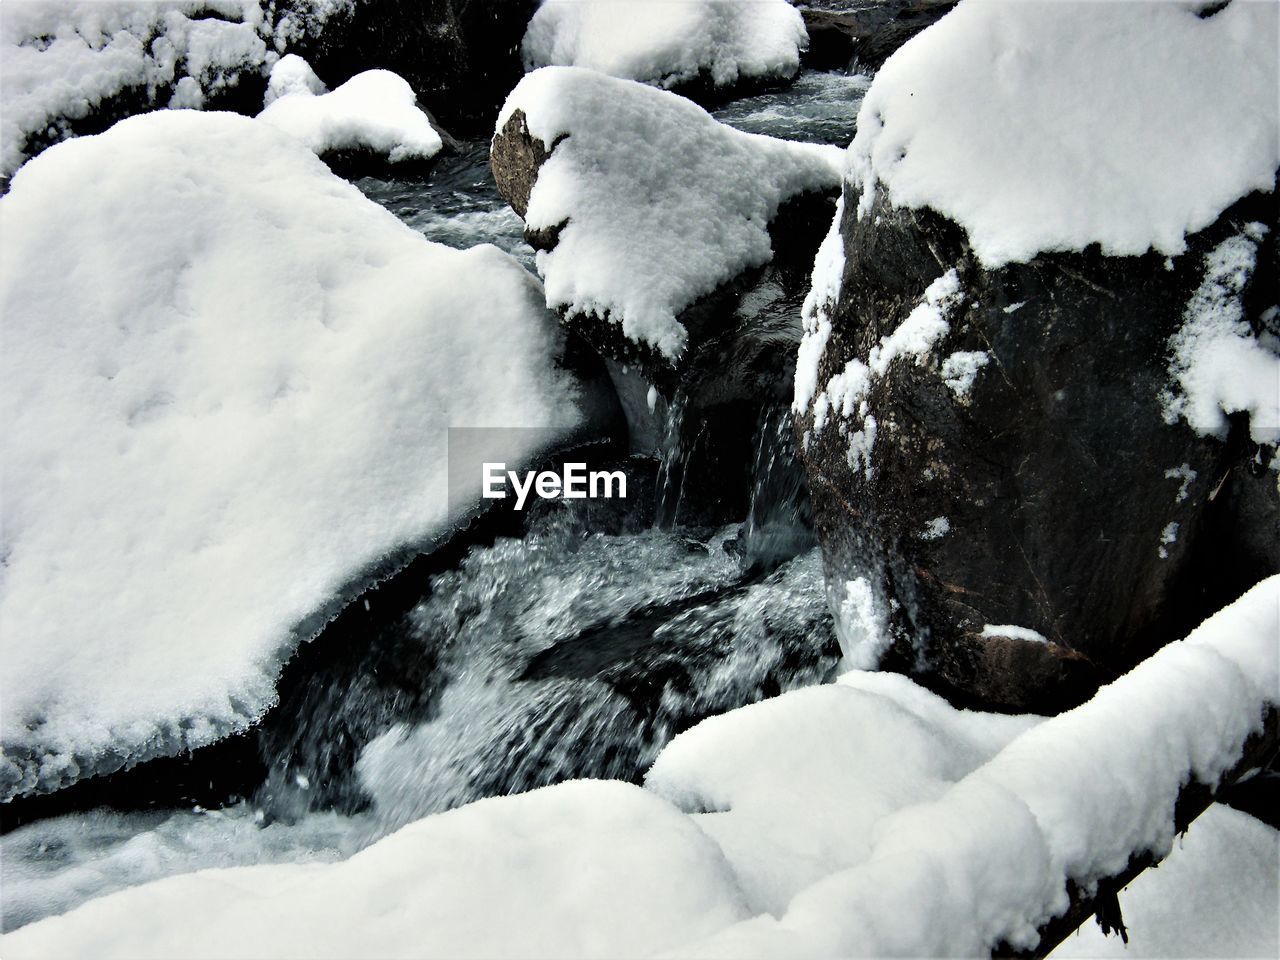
[1,781,751,960]
[496,67,844,358]
[522,0,807,91]
[0,111,586,800]
[848,0,1280,266]
[258,65,444,163]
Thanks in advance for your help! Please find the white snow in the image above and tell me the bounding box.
[848,0,1280,266]
[496,67,844,358]
[4,576,1276,956]
[1050,804,1278,959]
[647,671,1040,916]
[1,781,751,960]
[1158,522,1181,561]
[801,268,963,473]
[866,269,961,376]
[1164,463,1197,504]
[0,110,586,799]
[921,516,950,540]
[830,576,890,669]
[263,52,326,105]
[522,0,807,91]
[1163,227,1279,447]
[258,67,443,163]
[0,1,362,177]
[793,197,844,416]
[981,624,1049,645]
[670,574,1280,957]
[941,350,990,399]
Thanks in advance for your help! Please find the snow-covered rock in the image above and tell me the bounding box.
[5,577,1275,957]
[1049,804,1278,959]
[661,574,1280,957]
[847,0,1279,267]
[257,66,444,168]
[0,780,751,959]
[794,0,1280,710]
[492,67,843,362]
[0,110,602,801]
[0,0,538,179]
[521,0,807,95]
[0,0,285,178]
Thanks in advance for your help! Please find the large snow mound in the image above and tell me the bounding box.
[257,65,443,163]
[0,110,585,801]
[496,67,843,357]
[848,0,1280,266]
[521,0,807,91]
[1,780,751,959]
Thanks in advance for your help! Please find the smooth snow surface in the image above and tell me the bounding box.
[848,0,1280,266]
[522,0,806,90]
[2,781,751,960]
[497,67,844,357]
[258,67,443,163]
[0,111,585,800]
[1050,805,1278,959]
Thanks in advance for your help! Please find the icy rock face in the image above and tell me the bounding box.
[795,0,1280,712]
[521,0,807,99]
[0,110,611,802]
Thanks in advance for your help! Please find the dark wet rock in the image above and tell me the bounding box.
[797,182,1279,713]
[796,0,959,72]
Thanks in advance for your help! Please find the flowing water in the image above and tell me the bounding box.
[1,68,868,932]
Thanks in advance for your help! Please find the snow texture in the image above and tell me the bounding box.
[668,574,1280,957]
[4,579,1276,956]
[497,67,844,358]
[793,196,844,415]
[848,0,1280,266]
[258,66,443,163]
[263,52,326,105]
[801,268,963,475]
[981,624,1049,645]
[0,111,585,800]
[522,0,807,91]
[1163,226,1279,447]
[1,781,751,959]
[940,350,989,399]
[1050,804,1278,959]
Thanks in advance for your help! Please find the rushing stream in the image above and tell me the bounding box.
[1,68,868,933]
